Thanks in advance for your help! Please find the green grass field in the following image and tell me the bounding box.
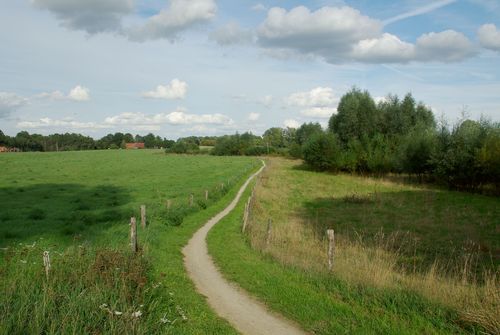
[0,150,259,334]
[208,158,499,334]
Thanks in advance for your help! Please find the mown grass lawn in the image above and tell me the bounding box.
[0,149,259,334]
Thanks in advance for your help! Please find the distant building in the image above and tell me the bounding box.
[125,142,145,149]
[0,146,20,153]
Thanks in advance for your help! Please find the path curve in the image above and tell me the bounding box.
[183,161,307,335]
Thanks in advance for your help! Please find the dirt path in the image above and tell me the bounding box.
[183,161,307,335]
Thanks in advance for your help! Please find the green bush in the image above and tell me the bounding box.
[396,126,437,176]
[303,132,341,171]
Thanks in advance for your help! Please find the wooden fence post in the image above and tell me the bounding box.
[130,217,138,253]
[189,194,194,207]
[43,251,51,280]
[140,205,146,228]
[327,229,335,271]
[242,201,249,233]
[266,218,272,246]
[205,190,208,201]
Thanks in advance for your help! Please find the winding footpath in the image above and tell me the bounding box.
[183,161,307,335]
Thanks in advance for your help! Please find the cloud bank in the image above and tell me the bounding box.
[257,5,477,64]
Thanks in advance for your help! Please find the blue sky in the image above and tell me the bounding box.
[0,0,499,138]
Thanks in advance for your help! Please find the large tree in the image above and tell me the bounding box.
[328,88,379,145]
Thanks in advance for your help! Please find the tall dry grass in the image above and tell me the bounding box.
[245,158,500,334]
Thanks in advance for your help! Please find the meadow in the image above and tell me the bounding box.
[208,157,499,334]
[0,150,259,334]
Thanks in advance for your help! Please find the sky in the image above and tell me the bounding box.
[0,0,499,139]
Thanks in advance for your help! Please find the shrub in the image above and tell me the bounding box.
[477,129,500,191]
[303,132,341,171]
[396,126,437,176]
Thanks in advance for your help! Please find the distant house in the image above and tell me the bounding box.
[125,142,145,149]
[0,146,20,153]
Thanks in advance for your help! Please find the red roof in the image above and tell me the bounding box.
[125,143,145,149]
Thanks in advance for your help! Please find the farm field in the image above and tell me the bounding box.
[208,157,500,334]
[0,149,259,334]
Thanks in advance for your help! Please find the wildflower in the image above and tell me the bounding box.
[160,314,171,324]
[114,311,123,316]
[20,260,27,264]
[131,311,142,318]
[176,305,188,321]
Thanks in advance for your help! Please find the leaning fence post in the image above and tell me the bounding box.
[327,229,335,271]
[140,205,146,228]
[242,202,249,233]
[130,217,138,253]
[205,190,208,201]
[43,251,51,280]
[189,194,194,207]
[266,218,272,246]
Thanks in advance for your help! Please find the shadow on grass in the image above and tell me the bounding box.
[0,183,132,246]
[299,189,499,275]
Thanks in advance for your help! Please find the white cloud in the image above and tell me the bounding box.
[478,24,500,51]
[0,92,28,118]
[35,91,66,100]
[257,6,382,61]
[16,107,234,132]
[17,117,108,130]
[415,30,476,62]
[256,5,476,64]
[300,107,336,118]
[284,119,300,128]
[248,112,260,121]
[35,85,90,101]
[104,109,233,126]
[374,96,389,104]
[286,87,336,107]
[210,22,254,46]
[127,0,217,42]
[383,0,457,26]
[251,3,267,11]
[351,33,415,63]
[68,85,90,101]
[142,79,188,100]
[31,0,133,34]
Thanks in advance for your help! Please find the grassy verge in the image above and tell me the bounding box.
[207,158,498,334]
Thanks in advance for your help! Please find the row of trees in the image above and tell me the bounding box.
[0,130,175,151]
[301,89,499,192]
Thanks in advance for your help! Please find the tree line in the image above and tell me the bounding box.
[0,131,174,151]
[207,89,499,193]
